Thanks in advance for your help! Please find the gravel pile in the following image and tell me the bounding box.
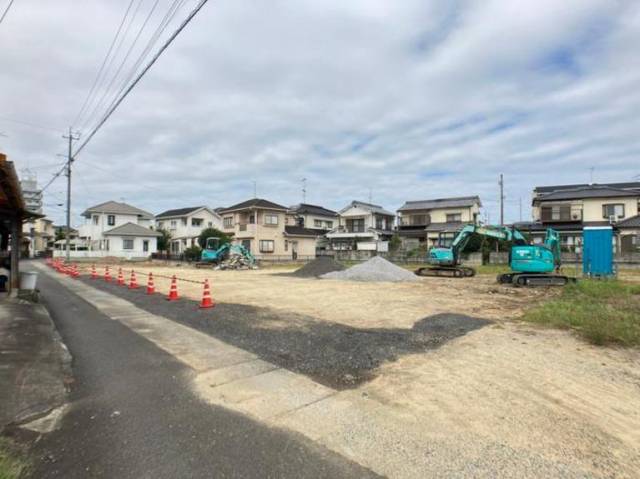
[321,256,420,282]
[289,257,345,278]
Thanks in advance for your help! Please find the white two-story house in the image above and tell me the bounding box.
[77,201,160,258]
[155,206,222,254]
[325,200,395,251]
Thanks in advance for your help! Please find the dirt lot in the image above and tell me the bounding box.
[79,262,640,477]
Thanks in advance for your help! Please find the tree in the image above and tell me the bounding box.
[157,228,172,253]
[198,227,231,249]
[389,234,402,253]
[184,245,202,262]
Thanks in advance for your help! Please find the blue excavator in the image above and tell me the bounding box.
[196,237,256,268]
[415,224,572,286]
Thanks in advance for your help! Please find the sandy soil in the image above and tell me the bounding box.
[79,262,640,476]
[90,263,549,329]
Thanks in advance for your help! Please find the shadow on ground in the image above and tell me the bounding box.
[80,278,491,389]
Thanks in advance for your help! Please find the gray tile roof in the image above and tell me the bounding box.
[617,214,640,228]
[284,225,322,237]
[398,196,481,212]
[340,200,395,217]
[103,222,162,237]
[156,206,208,218]
[218,198,288,213]
[82,201,154,219]
[424,222,466,232]
[289,203,338,217]
[534,182,640,194]
[535,186,640,202]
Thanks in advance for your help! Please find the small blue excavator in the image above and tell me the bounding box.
[415,224,572,286]
[197,237,256,268]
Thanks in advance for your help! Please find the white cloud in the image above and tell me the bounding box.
[0,0,638,226]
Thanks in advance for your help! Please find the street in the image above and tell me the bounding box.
[29,271,378,478]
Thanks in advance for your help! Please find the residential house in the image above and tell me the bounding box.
[516,182,640,253]
[219,198,320,259]
[325,201,395,251]
[155,206,222,254]
[22,217,54,257]
[397,196,482,249]
[288,203,338,232]
[74,201,160,258]
[52,225,80,251]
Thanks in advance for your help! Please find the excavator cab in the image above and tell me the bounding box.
[205,237,221,251]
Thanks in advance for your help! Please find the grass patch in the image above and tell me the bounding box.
[522,280,640,346]
[0,438,29,479]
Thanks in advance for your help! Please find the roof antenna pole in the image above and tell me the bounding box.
[302,177,307,203]
[368,188,372,204]
[589,166,595,185]
[253,180,257,199]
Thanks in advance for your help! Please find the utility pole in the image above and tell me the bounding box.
[253,180,257,198]
[499,173,505,226]
[63,127,80,262]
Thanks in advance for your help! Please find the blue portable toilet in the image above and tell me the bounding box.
[583,226,614,277]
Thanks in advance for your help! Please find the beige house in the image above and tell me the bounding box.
[219,198,320,260]
[288,203,338,232]
[517,182,640,253]
[155,206,222,253]
[22,217,54,257]
[397,196,482,249]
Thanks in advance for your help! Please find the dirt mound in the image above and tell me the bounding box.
[290,256,345,278]
[321,256,419,282]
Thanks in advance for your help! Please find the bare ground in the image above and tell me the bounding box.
[76,263,640,477]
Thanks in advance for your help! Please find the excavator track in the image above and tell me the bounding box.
[415,266,476,278]
[499,273,576,287]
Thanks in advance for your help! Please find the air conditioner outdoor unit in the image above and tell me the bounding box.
[572,213,580,220]
[609,215,617,224]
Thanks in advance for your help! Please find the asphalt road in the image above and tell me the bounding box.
[28,271,379,478]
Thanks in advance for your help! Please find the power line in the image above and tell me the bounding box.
[0,0,15,26]
[78,0,146,133]
[72,0,137,128]
[0,115,62,133]
[99,0,187,124]
[74,0,210,158]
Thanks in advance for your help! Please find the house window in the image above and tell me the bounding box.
[541,205,571,221]
[264,214,278,225]
[376,216,384,229]
[259,240,274,253]
[157,221,164,229]
[325,221,333,229]
[123,239,134,250]
[314,219,323,227]
[249,214,256,224]
[181,218,187,226]
[143,240,149,252]
[446,213,462,222]
[170,220,177,228]
[223,217,233,228]
[602,204,625,219]
[107,215,115,226]
[208,221,212,227]
[192,218,203,227]
[284,240,288,251]
[93,215,99,225]
[411,215,427,225]
[346,218,365,232]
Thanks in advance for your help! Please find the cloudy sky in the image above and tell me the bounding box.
[0,0,639,226]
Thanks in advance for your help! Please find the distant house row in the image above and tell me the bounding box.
[44,180,640,259]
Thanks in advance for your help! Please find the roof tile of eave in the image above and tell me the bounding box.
[536,186,640,201]
[156,206,207,218]
[102,222,162,237]
[616,214,640,228]
[289,203,339,217]
[218,198,288,213]
[398,196,481,211]
[82,200,154,219]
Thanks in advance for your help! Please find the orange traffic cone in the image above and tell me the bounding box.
[128,270,139,289]
[146,272,155,295]
[71,264,80,278]
[104,266,112,282]
[166,275,179,301]
[91,264,97,279]
[116,268,125,286]
[199,279,215,309]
